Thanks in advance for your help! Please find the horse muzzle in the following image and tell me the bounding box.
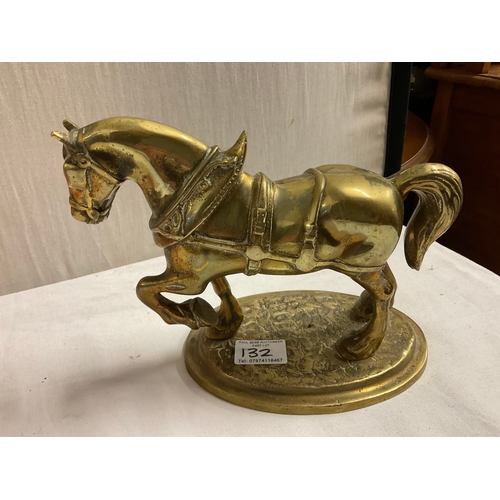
[69,198,110,224]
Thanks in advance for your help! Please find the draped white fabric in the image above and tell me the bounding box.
[1,238,499,436]
[0,62,391,295]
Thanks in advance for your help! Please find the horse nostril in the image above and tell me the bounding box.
[87,208,100,221]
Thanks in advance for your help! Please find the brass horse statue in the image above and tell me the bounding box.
[52,117,462,361]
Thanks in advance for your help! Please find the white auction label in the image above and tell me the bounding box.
[234,340,288,365]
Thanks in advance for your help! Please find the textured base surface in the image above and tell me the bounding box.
[185,291,427,414]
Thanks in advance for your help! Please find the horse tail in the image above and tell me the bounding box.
[389,163,463,270]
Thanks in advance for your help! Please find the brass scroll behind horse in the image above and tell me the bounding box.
[52,117,462,361]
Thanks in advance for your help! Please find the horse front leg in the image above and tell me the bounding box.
[336,264,396,361]
[205,277,244,340]
[136,272,219,330]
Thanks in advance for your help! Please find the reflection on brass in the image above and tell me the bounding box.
[53,117,462,413]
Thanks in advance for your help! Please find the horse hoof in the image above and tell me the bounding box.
[335,340,367,361]
[205,327,235,341]
[188,298,219,327]
[335,332,383,361]
[204,310,242,340]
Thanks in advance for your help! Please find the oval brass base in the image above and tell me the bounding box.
[185,291,427,414]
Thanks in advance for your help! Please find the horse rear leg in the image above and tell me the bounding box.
[351,264,397,319]
[336,264,396,360]
[205,277,244,340]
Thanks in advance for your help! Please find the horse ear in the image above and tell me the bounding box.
[63,119,79,131]
[227,130,247,164]
[51,130,71,146]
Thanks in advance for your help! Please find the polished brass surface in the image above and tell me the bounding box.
[53,116,462,413]
[186,291,427,414]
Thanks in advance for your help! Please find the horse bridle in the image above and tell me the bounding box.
[53,120,122,222]
[66,151,121,222]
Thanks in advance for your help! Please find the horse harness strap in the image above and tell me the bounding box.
[245,167,326,275]
[151,146,244,244]
[151,152,327,274]
[245,173,274,274]
[303,168,326,245]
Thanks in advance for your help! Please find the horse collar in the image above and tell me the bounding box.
[151,145,245,243]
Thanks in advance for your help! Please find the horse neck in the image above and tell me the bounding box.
[77,117,207,220]
[118,138,208,221]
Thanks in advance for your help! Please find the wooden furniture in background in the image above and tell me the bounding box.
[425,63,500,274]
[402,111,435,169]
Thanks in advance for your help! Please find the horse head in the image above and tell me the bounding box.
[52,117,248,231]
[52,119,122,224]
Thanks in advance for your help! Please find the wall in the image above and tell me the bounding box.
[0,62,391,295]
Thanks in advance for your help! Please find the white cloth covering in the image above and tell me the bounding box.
[1,238,499,436]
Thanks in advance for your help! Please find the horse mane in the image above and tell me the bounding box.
[80,117,208,169]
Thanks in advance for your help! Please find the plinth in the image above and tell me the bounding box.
[185,290,427,414]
